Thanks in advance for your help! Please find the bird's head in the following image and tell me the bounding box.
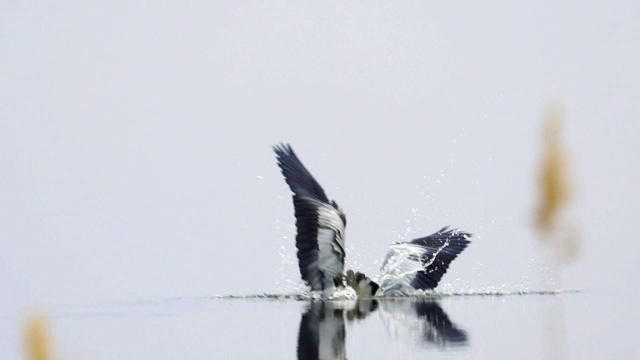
[345,270,380,298]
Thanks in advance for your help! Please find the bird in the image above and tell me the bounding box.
[273,143,472,299]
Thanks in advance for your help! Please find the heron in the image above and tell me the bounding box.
[274,143,472,299]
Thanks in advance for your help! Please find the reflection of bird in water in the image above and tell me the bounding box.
[378,299,468,348]
[296,300,380,360]
[297,302,348,360]
[297,299,467,359]
[274,144,472,298]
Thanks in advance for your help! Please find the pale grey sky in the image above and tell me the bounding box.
[1,1,639,311]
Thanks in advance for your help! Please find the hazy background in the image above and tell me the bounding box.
[2,1,639,314]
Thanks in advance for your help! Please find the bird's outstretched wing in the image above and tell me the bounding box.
[274,143,347,291]
[378,227,471,294]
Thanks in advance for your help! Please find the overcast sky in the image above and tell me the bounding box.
[1,1,638,311]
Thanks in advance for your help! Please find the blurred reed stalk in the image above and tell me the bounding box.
[536,101,583,360]
[25,314,54,360]
[536,101,581,264]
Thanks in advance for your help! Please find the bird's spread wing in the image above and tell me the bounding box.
[274,144,347,291]
[378,227,471,294]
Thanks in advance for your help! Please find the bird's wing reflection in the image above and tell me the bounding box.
[297,302,344,360]
[297,300,378,360]
[378,299,468,348]
[297,298,467,359]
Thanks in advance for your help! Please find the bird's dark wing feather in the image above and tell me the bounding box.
[274,144,346,291]
[409,227,471,290]
[273,143,330,203]
[378,227,471,293]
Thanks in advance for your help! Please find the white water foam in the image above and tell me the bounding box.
[212,288,576,301]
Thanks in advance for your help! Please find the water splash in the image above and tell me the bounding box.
[273,219,302,293]
[212,288,576,301]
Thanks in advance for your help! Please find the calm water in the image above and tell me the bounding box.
[3,289,639,359]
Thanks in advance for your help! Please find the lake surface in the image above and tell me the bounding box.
[3,289,638,359]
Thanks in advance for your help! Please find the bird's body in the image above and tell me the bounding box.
[274,144,471,299]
